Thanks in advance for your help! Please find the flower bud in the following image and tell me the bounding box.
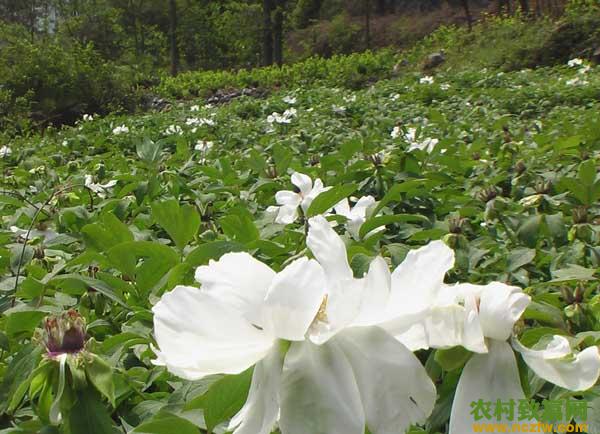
[42,310,87,357]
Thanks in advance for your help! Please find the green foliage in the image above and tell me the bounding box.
[2,41,600,434]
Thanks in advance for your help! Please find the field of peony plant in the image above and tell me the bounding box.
[1,59,600,434]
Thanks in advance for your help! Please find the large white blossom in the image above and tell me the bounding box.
[152,216,437,434]
[371,242,600,434]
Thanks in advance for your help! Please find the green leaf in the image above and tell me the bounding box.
[550,265,596,282]
[185,368,253,433]
[85,354,115,406]
[152,200,200,250]
[185,241,244,267]
[434,347,472,371]
[219,208,259,244]
[518,327,568,347]
[359,214,429,239]
[578,160,597,186]
[65,388,117,434]
[5,311,46,336]
[507,248,536,272]
[81,213,133,252]
[0,344,43,413]
[306,183,357,217]
[133,414,200,434]
[136,137,163,164]
[50,274,129,308]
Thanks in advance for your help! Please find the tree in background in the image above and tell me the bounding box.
[168,0,179,76]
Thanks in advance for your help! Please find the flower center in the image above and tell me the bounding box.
[314,294,329,324]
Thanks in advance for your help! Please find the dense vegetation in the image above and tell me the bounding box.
[2,1,600,433]
[2,38,600,433]
[1,0,599,136]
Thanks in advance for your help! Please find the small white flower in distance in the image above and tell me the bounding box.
[390,126,402,139]
[420,75,434,84]
[112,125,129,135]
[283,95,297,105]
[441,83,451,90]
[82,114,94,122]
[404,127,439,153]
[332,105,346,114]
[0,145,12,158]
[390,93,400,101]
[334,196,381,240]
[190,105,200,111]
[194,140,213,153]
[164,125,183,136]
[84,175,118,199]
[568,58,584,67]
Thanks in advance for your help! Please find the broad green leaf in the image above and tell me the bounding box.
[65,389,117,434]
[133,414,200,434]
[185,368,253,433]
[50,274,129,308]
[306,183,357,217]
[507,248,536,272]
[136,137,163,164]
[152,200,201,250]
[5,311,46,336]
[185,241,244,267]
[359,214,429,239]
[85,354,115,406]
[434,347,472,371]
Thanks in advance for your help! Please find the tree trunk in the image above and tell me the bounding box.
[376,0,386,15]
[262,0,274,66]
[364,0,371,49]
[168,0,179,76]
[460,0,473,31]
[273,0,284,66]
[518,0,530,14]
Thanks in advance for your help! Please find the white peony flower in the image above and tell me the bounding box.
[369,242,600,434]
[84,175,118,199]
[403,127,439,153]
[152,216,437,434]
[420,76,434,85]
[190,105,200,111]
[112,125,129,135]
[267,108,297,125]
[334,196,380,240]
[282,96,297,105]
[0,145,12,158]
[164,124,183,136]
[568,58,584,67]
[267,173,330,224]
[82,114,94,122]
[194,140,213,153]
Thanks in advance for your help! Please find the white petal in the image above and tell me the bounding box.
[336,327,436,434]
[350,196,375,219]
[275,205,299,225]
[307,215,352,282]
[279,340,365,434]
[291,172,313,197]
[229,345,282,434]
[262,258,327,341]
[275,190,301,207]
[478,282,530,341]
[449,340,525,434]
[386,240,455,318]
[152,286,274,380]
[352,256,391,327]
[195,252,276,326]
[513,336,600,391]
[334,198,351,217]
